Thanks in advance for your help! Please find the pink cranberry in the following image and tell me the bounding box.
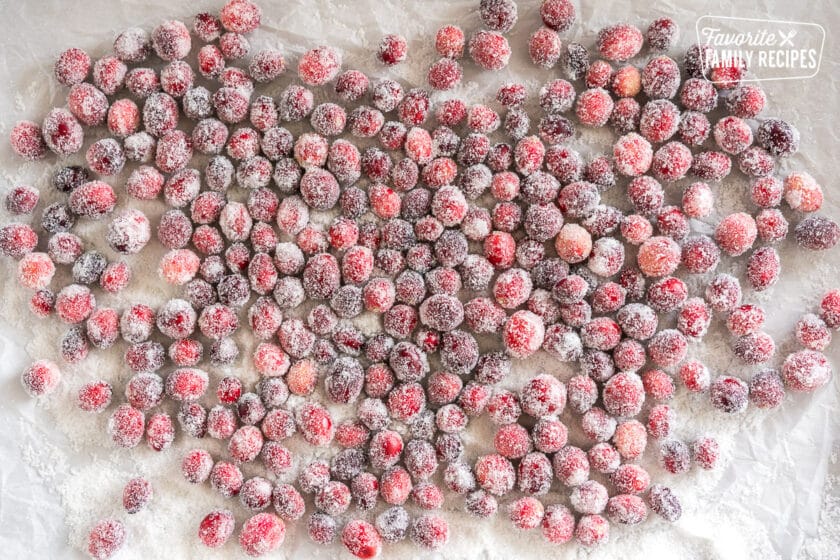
[16,251,54,290]
[55,47,91,86]
[646,276,688,313]
[692,436,720,470]
[530,27,562,68]
[297,401,334,446]
[639,99,680,143]
[647,404,674,439]
[714,116,753,155]
[612,463,650,494]
[335,70,369,101]
[469,30,511,71]
[692,150,732,182]
[710,376,749,413]
[68,83,108,126]
[298,46,342,86]
[410,514,449,549]
[726,84,766,118]
[503,311,545,359]
[273,482,306,520]
[378,34,407,66]
[249,48,285,82]
[637,236,680,277]
[122,477,152,514]
[726,304,765,336]
[659,439,691,474]
[209,461,243,498]
[553,445,590,486]
[613,133,652,177]
[784,172,823,213]
[541,503,575,543]
[436,24,465,58]
[197,509,234,549]
[576,88,614,127]
[749,369,785,409]
[108,404,145,448]
[21,359,61,398]
[76,380,112,413]
[43,108,84,155]
[796,314,832,351]
[87,519,126,560]
[508,496,545,530]
[680,78,717,112]
[597,23,643,61]
[10,121,47,161]
[570,480,609,514]
[239,513,285,557]
[641,56,680,100]
[782,350,832,392]
[651,141,692,182]
[181,449,213,484]
[342,519,382,559]
[152,20,192,61]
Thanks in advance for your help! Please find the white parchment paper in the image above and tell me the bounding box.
[1,0,840,559]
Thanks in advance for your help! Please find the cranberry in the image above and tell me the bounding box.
[55,47,91,86]
[87,519,126,560]
[151,20,191,61]
[239,513,285,557]
[469,30,511,71]
[749,369,785,409]
[782,350,832,392]
[378,34,407,66]
[10,121,47,161]
[342,519,382,559]
[273,483,306,519]
[436,24,465,58]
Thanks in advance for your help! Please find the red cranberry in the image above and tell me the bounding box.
[87,519,125,560]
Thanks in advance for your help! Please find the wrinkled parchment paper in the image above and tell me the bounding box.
[1,1,840,558]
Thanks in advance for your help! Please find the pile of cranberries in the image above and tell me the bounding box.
[4,0,838,557]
